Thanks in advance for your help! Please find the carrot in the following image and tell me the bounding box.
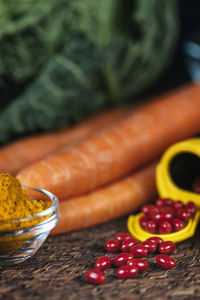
[0,107,129,175]
[17,84,200,200]
[51,162,157,234]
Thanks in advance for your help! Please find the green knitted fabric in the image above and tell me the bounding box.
[0,0,179,143]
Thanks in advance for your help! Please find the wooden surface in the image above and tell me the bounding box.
[0,216,200,300]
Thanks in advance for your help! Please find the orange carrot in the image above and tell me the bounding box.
[17,84,200,200]
[51,162,157,234]
[0,107,129,175]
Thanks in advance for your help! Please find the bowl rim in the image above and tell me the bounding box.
[0,186,59,225]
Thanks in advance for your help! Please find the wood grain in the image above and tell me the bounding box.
[0,216,200,300]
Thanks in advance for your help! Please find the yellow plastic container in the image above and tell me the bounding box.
[156,138,200,208]
[128,212,200,243]
[128,138,200,242]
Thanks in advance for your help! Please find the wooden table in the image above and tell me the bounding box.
[0,216,200,300]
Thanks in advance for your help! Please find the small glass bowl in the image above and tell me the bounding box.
[0,187,58,265]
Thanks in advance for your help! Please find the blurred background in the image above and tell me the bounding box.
[151,0,200,93]
[0,0,200,145]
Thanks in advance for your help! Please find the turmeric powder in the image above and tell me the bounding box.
[0,173,49,221]
[0,173,52,255]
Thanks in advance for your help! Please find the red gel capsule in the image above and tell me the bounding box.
[146,236,163,245]
[130,244,149,257]
[95,256,112,271]
[115,233,133,243]
[192,179,200,194]
[85,269,106,284]
[159,241,176,254]
[105,238,120,252]
[114,253,134,267]
[173,200,184,211]
[156,198,173,207]
[151,212,163,223]
[142,241,157,253]
[128,258,149,271]
[121,238,138,252]
[116,264,138,279]
[142,205,159,217]
[151,211,174,223]
[163,211,175,222]
[159,221,172,234]
[160,206,175,214]
[177,209,191,221]
[185,202,196,216]
[146,220,157,234]
[172,218,185,232]
[156,254,176,269]
[139,215,149,230]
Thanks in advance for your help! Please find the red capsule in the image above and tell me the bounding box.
[151,211,173,223]
[146,236,163,245]
[115,233,133,243]
[142,241,157,252]
[176,209,191,221]
[156,254,176,269]
[192,178,200,194]
[130,244,149,257]
[159,241,176,254]
[95,256,112,271]
[159,221,172,234]
[142,205,159,217]
[172,218,185,232]
[85,269,106,284]
[156,198,173,207]
[185,202,196,216]
[121,238,138,252]
[139,215,149,230]
[173,200,184,211]
[163,211,175,222]
[146,220,157,233]
[149,211,163,223]
[114,253,134,267]
[105,238,120,252]
[116,264,138,278]
[160,206,175,214]
[128,258,149,271]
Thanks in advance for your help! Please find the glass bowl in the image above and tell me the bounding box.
[0,186,58,265]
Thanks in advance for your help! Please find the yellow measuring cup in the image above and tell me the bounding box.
[127,211,200,243]
[127,138,200,242]
[156,138,200,208]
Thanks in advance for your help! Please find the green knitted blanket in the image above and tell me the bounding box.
[0,0,179,143]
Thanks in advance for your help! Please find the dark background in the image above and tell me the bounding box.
[150,0,200,93]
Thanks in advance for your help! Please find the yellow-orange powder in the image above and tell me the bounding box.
[0,173,49,221]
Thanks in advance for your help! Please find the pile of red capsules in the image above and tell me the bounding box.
[85,197,198,284]
[85,233,176,284]
[140,198,196,234]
